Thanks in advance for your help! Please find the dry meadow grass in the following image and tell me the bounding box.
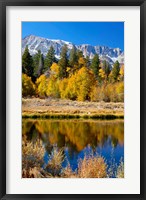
[22,98,124,119]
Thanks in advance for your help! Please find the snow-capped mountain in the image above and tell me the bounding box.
[22,35,124,65]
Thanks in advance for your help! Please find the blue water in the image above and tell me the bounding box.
[43,138,124,173]
[23,119,124,177]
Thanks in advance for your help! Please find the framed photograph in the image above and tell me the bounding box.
[0,0,146,199]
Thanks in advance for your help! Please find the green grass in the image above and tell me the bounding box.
[22,113,124,119]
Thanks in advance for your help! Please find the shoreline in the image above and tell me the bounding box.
[22,98,124,119]
[22,113,124,119]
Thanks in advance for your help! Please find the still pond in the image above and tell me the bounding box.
[22,119,124,176]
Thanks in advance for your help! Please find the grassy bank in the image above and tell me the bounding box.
[22,98,124,119]
[22,113,123,119]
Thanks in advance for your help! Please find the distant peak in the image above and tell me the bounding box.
[22,34,124,65]
[25,34,36,38]
[80,44,92,46]
[23,35,122,51]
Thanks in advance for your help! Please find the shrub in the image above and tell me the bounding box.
[22,140,45,168]
[22,139,46,178]
[78,154,107,178]
[22,138,124,178]
[90,82,124,102]
[116,159,124,178]
[62,163,77,178]
[22,167,52,178]
[46,148,65,176]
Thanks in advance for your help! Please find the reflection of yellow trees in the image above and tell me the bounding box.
[22,120,36,143]
[23,119,124,152]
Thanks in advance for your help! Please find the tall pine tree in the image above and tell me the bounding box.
[33,50,44,78]
[102,60,111,80]
[85,55,90,68]
[90,54,100,78]
[44,46,56,72]
[69,46,77,67]
[22,45,33,78]
[58,45,68,78]
[37,53,44,77]
[76,50,83,59]
[111,60,120,82]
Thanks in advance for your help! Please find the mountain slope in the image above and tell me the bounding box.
[22,35,124,65]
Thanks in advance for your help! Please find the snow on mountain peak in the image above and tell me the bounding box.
[22,35,124,65]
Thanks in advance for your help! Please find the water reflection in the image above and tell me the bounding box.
[22,119,124,170]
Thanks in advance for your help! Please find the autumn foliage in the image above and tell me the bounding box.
[22,45,124,102]
[22,74,35,97]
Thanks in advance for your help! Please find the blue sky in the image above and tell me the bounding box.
[22,22,124,50]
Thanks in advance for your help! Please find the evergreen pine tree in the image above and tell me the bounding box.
[111,60,120,82]
[44,46,56,72]
[58,45,68,78]
[76,50,83,59]
[33,50,44,78]
[69,46,77,67]
[102,60,111,79]
[22,45,33,77]
[37,53,44,77]
[85,55,90,68]
[90,54,100,78]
